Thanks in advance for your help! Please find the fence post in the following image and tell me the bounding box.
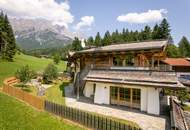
[43,101,141,130]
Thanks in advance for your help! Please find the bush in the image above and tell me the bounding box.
[15,65,36,83]
[164,88,190,105]
[43,63,58,84]
[53,53,61,64]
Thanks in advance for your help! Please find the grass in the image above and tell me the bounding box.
[0,92,84,130]
[14,83,38,96]
[182,104,190,112]
[44,81,140,128]
[0,53,66,86]
[45,81,69,105]
[15,80,69,105]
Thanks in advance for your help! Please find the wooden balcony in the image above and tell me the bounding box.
[93,64,173,72]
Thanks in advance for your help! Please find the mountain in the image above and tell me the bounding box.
[10,18,82,50]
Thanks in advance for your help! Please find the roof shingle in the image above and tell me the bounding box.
[162,58,190,66]
[76,40,168,54]
[84,69,185,88]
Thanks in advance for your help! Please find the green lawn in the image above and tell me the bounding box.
[14,84,38,96]
[183,104,190,112]
[0,53,66,86]
[0,92,84,130]
[45,81,69,105]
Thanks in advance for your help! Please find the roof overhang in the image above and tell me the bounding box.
[84,69,185,89]
[69,40,168,58]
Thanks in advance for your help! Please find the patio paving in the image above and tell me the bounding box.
[65,85,170,130]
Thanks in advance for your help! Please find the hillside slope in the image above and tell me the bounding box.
[0,54,66,86]
[0,93,83,130]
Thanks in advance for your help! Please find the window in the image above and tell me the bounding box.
[119,88,131,102]
[113,57,123,66]
[110,87,118,100]
[132,89,141,103]
[125,55,134,66]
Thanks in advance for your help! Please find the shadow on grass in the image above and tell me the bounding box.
[59,81,70,97]
[14,83,28,88]
[14,83,33,93]
[22,87,32,93]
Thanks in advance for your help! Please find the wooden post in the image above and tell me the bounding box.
[123,59,126,67]
[117,87,120,106]
[158,59,160,68]
[130,88,133,108]
[151,56,154,69]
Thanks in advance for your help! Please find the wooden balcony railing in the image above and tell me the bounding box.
[108,65,173,71]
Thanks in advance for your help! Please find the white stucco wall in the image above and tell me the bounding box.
[84,81,160,115]
[141,87,147,111]
[147,88,160,115]
[94,83,110,105]
[83,82,94,98]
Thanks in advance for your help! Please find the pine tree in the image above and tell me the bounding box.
[3,15,16,61]
[159,18,171,39]
[0,11,5,56]
[166,43,181,58]
[0,12,16,61]
[87,36,94,46]
[112,29,120,43]
[152,24,160,39]
[124,29,130,42]
[178,36,190,57]
[102,31,112,46]
[71,37,82,51]
[94,32,101,47]
[141,25,152,40]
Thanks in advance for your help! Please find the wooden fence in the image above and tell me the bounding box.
[44,100,141,130]
[2,77,44,110]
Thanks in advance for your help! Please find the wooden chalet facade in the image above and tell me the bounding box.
[68,40,185,115]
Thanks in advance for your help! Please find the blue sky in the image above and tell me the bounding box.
[68,0,190,44]
[0,0,190,44]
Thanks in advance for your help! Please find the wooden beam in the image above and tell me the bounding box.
[151,56,155,69]
[130,88,133,108]
[117,87,120,106]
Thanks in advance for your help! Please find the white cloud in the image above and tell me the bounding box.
[0,0,74,28]
[75,16,94,30]
[117,9,167,24]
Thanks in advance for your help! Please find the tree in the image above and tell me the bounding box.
[0,12,16,61]
[124,29,130,42]
[94,32,101,47]
[159,18,171,39]
[87,36,94,46]
[5,15,16,60]
[43,64,58,84]
[112,29,121,43]
[176,89,189,105]
[164,88,189,105]
[166,43,181,58]
[141,25,152,40]
[178,36,190,57]
[102,31,112,46]
[15,65,36,83]
[71,37,82,51]
[152,24,160,39]
[53,53,61,64]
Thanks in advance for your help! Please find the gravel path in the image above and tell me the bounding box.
[65,85,169,130]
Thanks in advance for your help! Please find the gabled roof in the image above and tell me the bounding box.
[162,58,190,66]
[84,69,185,89]
[75,40,168,54]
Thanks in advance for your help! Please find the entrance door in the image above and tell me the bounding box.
[110,86,141,109]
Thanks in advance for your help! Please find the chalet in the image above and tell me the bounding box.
[67,40,185,115]
[161,58,190,72]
